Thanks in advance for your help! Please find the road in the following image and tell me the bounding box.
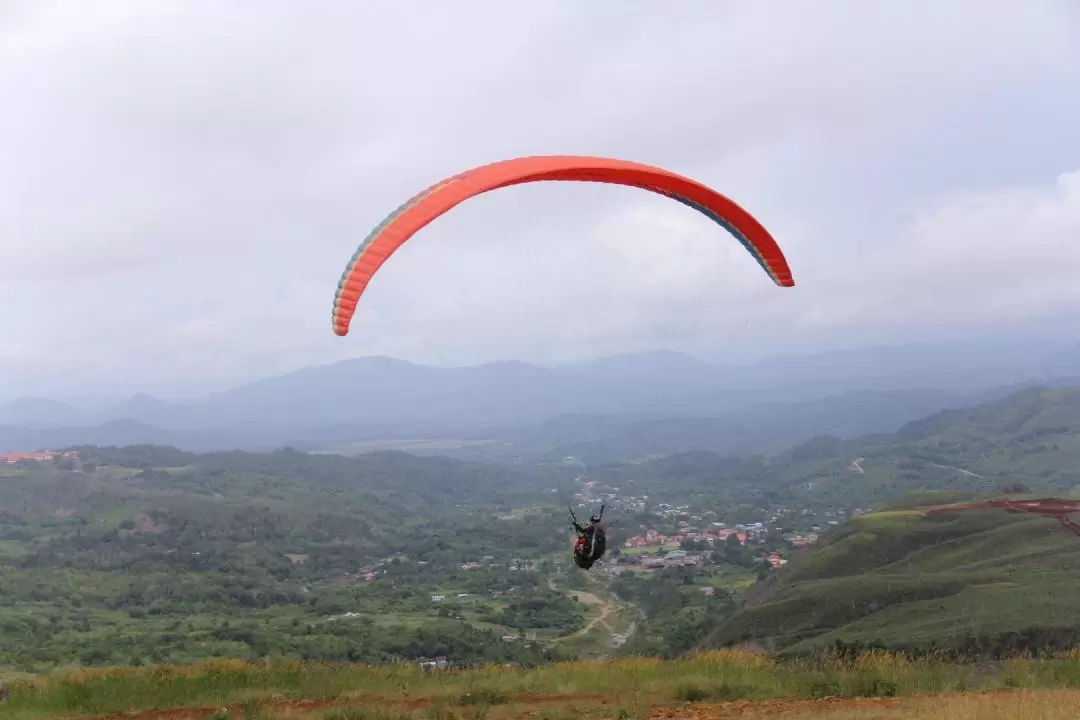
[565,588,616,638]
[547,575,637,646]
[852,458,981,478]
[931,463,981,477]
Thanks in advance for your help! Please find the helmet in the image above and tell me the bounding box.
[589,515,600,524]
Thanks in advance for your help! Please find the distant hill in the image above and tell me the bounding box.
[71,444,570,517]
[478,386,1016,465]
[707,491,1080,656]
[0,397,88,427]
[578,384,1080,517]
[2,336,1080,457]
[771,385,1080,507]
[0,385,1006,458]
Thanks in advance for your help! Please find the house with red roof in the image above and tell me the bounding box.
[0,450,77,464]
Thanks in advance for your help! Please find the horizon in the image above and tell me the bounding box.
[3,327,1078,412]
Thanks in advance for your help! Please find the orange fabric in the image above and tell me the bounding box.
[332,155,795,336]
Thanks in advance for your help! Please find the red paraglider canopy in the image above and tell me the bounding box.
[331,155,795,336]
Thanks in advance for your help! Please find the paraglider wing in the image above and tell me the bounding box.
[332,155,795,336]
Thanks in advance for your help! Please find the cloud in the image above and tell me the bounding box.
[1,0,1079,399]
[809,169,1080,332]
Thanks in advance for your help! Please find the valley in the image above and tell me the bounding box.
[5,378,1080,719]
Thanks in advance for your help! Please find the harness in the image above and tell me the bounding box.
[569,504,604,561]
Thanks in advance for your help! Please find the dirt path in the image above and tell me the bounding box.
[649,688,1080,719]
[75,689,1080,720]
[565,588,615,638]
[546,575,629,643]
[931,462,981,477]
[609,584,645,644]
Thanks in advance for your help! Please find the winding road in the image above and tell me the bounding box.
[930,463,981,477]
[547,575,637,646]
[566,589,616,638]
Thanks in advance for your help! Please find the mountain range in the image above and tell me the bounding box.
[3,334,1080,457]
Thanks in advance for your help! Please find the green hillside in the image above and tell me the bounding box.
[707,490,1080,656]
[780,385,1080,503]
[594,385,1080,514]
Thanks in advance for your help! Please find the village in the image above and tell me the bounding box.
[0,449,78,464]
[571,476,872,576]
[3,447,865,582]
[2,445,876,672]
[268,470,872,589]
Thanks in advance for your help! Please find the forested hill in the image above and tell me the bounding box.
[779,384,1080,503]
[76,444,573,515]
[0,447,581,670]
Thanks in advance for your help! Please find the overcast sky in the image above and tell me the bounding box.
[3,0,1080,401]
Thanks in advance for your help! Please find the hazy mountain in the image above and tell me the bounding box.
[491,386,1018,465]
[0,419,187,452]
[0,384,1041,460]
[0,397,88,428]
[2,335,1079,455]
[110,393,175,426]
[173,337,1080,430]
[704,339,1069,402]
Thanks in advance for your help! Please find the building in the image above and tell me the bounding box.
[0,449,77,464]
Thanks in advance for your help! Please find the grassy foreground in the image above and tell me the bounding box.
[8,650,1080,720]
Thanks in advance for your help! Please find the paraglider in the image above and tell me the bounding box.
[329,155,796,553]
[330,155,795,337]
[569,504,606,570]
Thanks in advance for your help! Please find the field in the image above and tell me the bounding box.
[8,650,1080,720]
